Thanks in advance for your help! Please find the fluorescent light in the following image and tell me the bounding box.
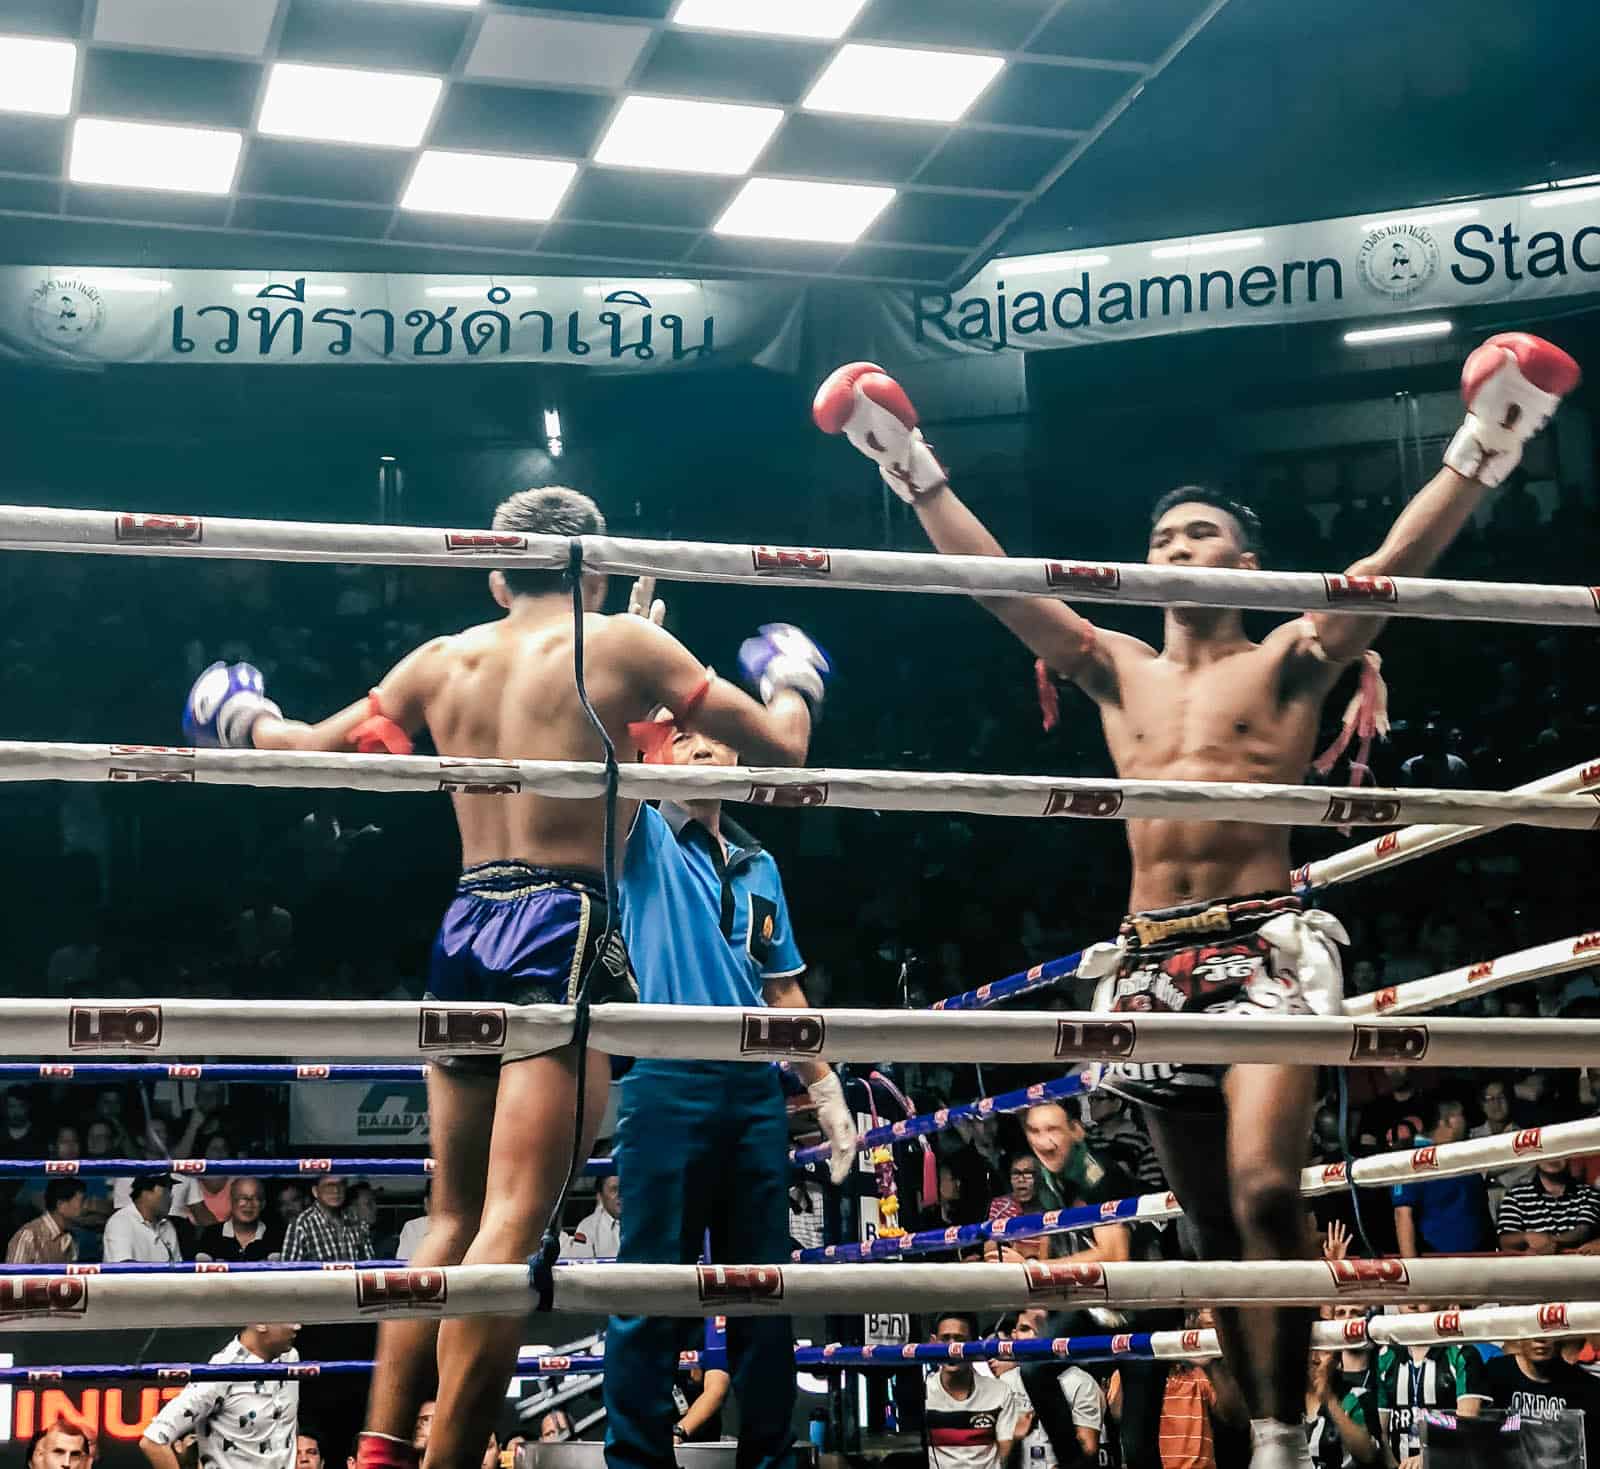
[73,275,171,294]
[1554,173,1600,188]
[0,35,75,116]
[1360,206,1479,231]
[1531,184,1600,209]
[802,43,1003,124]
[1343,320,1453,346]
[259,62,442,149]
[714,177,894,243]
[595,96,782,176]
[582,281,697,297]
[999,252,1111,276]
[1149,236,1264,260]
[543,409,562,439]
[402,149,576,222]
[673,0,868,40]
[355,0,478,6]
[232,282,348,297]
[426,284,539,299]
[69,118,242,194]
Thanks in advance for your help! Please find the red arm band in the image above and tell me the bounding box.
[348,689,414,756]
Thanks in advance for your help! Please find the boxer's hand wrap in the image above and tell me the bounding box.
[813,361,948,502]
[182,661,281,749]
[806,1070,859,1186]
[1444,332,1581,488]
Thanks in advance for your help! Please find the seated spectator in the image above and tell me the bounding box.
[27,1425,92,1469]
[1391,1098,1493,1256]
[926,1312,1020,1469]
[5,1179,85,1264]
[1374,1302,1488,1461]
[196,1179,281,1261]
[105,1174,181,1263]
[1021,1102,1132,1263]
[1498,1159,1600,1253]
[1107,1310,1249,1469]
[274,1181,310,1230]
[1484,1337,1600,1468]
[91,1086,138,1156]
[347,1180,389,1254]
[2,1085,40,1157]
[140,1323,301,1469]
[988,1153,1039,1226]
[538,1412,571,1444]
[398,1182,431,1261]
[787,1176,824,1254]
[113,1116,176,1209]
[297,1432,325,1469]
[1086,1090,1166,1193]
[1305,1313,1380,1468]
[995,1308,1107,1467]
[1359,1067,1433,1152]
[283,1174,372,1262]
[170,1135,237,1229]
[561,1173,621,1260]
[1472,1076,1537,1214]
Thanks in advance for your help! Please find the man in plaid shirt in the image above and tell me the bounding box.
[282,1176,373,1261]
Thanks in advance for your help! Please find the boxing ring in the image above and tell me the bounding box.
[3,501,1599,1430]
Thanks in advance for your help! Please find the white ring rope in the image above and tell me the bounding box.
[10,997,1600,1065]
[1343,928,1600,1017]
[1300,753,1600,890]
[7,742,1600,830]
[7,1257,1600,1331]
[3,504,1599,626]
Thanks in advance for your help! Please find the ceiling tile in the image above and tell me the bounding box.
[495,0,671,17]
[0,0,85,40]
[429,83,609,156]
[79,49,263,129]
[636,30,830,106]
[865,189,1013,247]
[562,167,735,228]
[230,196,396,240]
[838,242,966,282]
[916,128,1065,192]
[757,113,943,183]
[64,183,232,224]
[969,60,1129,131]
[852,0,1056,52]
[239,138,413,204]
[1031,0,1215,62]
[277,0,471,72]
[0,174,59,211]
[686,232,848,272]
[463,13,650,89]
[0,114,68,175]
[538,219,691,264]
[387,211,541,249]
[94,0,280,60]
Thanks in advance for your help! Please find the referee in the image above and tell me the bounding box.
[603,590,856,1469]
[141,1323,302,1469]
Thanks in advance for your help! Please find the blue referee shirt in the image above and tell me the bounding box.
[619,802,804,1007]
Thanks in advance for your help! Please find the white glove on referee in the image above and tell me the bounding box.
[806,1071,859,1186]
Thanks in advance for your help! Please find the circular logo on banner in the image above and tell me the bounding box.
[1357,226,1439,299]
[30,279,105,343]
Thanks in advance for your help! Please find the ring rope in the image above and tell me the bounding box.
[9,999,1600,1066]
[0,1155,614,1179]
[931,949,1084,1013]
[794,1115,1600,1263]
[5,503,1598,627]
[0,1256,616,1275]
[0,1062,434,1082]
[790,1071,1091,1168]
[1344,926,1600,1015]
[1298,751,1600,891]
[7,1256,1600,1330]
[8,741,1600,829]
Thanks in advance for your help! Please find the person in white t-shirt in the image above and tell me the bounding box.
[397,1183,431,1262]
[925,1312,1020,1469]
[560,1174,621,1260]
[141,1323,302,1469]
[992,1309,1112,1469]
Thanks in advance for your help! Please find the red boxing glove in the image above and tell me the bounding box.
[348,690,414,756]
[1444,332,1581,488]
[813,360,947,502]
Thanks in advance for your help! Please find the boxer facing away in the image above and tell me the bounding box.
[180,487,831,1469]
[816,335,1580,1469]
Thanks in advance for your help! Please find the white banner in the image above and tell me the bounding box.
[289,1079,430,1147]
[0,269,806,370]
[877,186,1600,357]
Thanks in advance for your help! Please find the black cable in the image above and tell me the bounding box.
[530,539,621,1312]
[1336,1067,1378,1260]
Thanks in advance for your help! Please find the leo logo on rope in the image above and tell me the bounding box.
[746,783,829,809]
[1581,762,1600,787]
[172,1159,207,1175]
[1054,1021,1136,1060]
[1411,1147,1439,1171]
[1465,961,1493,982]
[444,531,528,553]
[752,546,832,576]
[1512,1128,1544,1154]
[1538,1304,1569,1330]
[298,1159,333,1173]
[1180,1330,1203,1352]
[1044,563,1120,593]
[0,1276,88,1322]
[1321,1163,1348,1185]
[1434,1310,1463,1335]
[1110,1334,1134,1354]
[1024,1261,1109,1300]
[194,1262,230,1274]
[356,1268,448,1312]
[1323,795,1402,825]
[1042,788,1124,818]
[1375,832,1400,857]
[39,1064,74,1078]
[1342,1319,1368,1343]
[698,1265,784,1305]
[1327,1258,1409,1291]
[418,1008,507,1052]
[538,1357,572,1372]
[1574,933,1600,955]
[1349,1024,1429,1063]
[1323,573,1397,603]
[1372,987,1399,1012]
[167,1064,202,1079]
[115,513,202,544]
[741,1013,825,1056]
[69,1005,163,1050]
[44,1161,79,1175]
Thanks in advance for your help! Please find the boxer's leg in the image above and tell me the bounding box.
[423,1043,610,1469]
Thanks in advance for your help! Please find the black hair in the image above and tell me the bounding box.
[492,487,606,597]
[1434,1094,1468,1126]
[45,1178,86,1210]
[1150,484,1264,558]
[932,1310,978,1338]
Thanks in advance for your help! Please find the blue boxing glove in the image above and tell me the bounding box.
[738,624,830,716]
[182,661,282,749]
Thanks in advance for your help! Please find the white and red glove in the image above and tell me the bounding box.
[1444,332,1581,488]
[813,361,948,502]
[805,1071,859,1186]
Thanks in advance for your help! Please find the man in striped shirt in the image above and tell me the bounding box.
[1497,1159,1600,1252]
[1374,1309,1488,1465]
[4,1179,84,1264]
[926,1313,1021,1469]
